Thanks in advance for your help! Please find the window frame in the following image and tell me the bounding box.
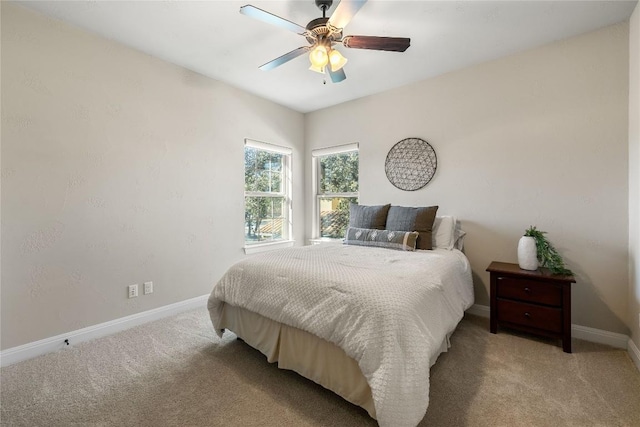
[311,143,359,242]
[243,139,293,254]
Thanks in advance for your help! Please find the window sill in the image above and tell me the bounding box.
[309,238,344,246]
[244,240,295,255]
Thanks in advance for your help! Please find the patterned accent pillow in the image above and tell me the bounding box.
[348,204,391,230]
[385,205,439,250]
[344,227,419,251]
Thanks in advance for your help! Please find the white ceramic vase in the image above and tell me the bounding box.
[518,236,539,271]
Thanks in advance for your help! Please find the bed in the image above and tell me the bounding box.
[208,211,474,427]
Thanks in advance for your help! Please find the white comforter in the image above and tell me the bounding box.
[208,244,474,427]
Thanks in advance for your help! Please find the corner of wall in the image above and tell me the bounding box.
[629,3,640,363]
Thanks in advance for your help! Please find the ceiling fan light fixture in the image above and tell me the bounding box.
[328,48,348,72]
[308,63,326,74]
[309,45,329,69]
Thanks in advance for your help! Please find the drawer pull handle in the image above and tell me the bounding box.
[524,312,531,318]
[524,287,531,293]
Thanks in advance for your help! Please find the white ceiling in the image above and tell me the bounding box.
[17,0,638,113]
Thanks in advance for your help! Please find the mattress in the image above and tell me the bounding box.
[209,244,474,427]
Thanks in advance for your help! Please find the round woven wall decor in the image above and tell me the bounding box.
[385,137,437,191]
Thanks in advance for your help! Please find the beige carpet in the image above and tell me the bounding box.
[1,308,639,427]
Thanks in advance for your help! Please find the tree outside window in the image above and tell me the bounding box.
[315,148,359,239]
[244,142,291,244]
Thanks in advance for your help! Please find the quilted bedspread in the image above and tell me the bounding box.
[208,244,474,427]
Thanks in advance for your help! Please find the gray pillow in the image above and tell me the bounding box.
[348,204,391,230]
[344,227,419,251]
[385,205,439,250]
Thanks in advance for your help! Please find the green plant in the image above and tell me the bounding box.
[524,226,574,276]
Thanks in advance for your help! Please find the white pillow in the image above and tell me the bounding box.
[453,220,466,251]
[432,216,456,250]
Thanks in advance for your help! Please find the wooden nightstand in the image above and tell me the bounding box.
[486,261,576,353]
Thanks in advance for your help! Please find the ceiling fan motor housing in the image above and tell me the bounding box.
[307,0,338,45]
[305,17,342,45]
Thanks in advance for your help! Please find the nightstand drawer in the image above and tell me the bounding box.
[497,299,562,333]
[496,276,562,306]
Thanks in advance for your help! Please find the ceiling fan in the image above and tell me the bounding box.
[240,0,411,83]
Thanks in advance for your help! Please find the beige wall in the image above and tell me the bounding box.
[306,23,630,334]
[1,2,635,349]
[629,4,640,351]
[0,4,305,350]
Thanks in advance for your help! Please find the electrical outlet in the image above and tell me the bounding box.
[128,284,138,298]
[144,281,153,295]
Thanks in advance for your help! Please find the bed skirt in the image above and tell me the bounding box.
[219,303,377,418]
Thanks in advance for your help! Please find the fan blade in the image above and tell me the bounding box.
[342,35,410,52]
[328,0,368,29]
[259,47,310,71]
[328,67,346,83]
[240,5,307,35]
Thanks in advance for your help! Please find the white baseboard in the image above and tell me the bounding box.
[628,338,640,372]
[0,294,210,368]
[571,324,629,349]
[3,298,635,370]
[465,304,629,349]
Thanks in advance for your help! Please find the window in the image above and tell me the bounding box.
[244,140,292,249]
[312,143,359,240]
